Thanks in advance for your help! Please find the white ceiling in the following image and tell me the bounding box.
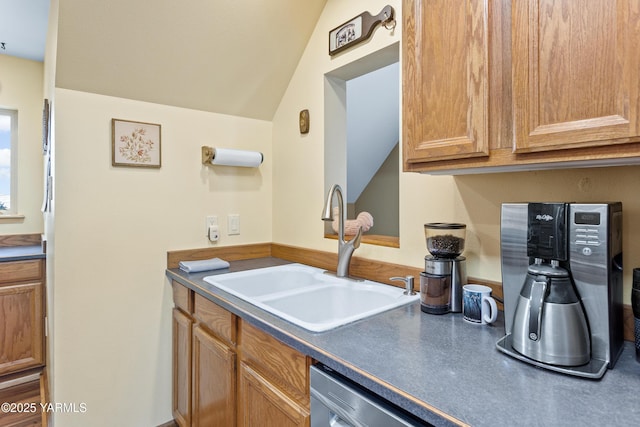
[0,0,50,61]
[2,0,327,121]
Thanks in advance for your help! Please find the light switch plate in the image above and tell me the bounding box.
[228,214,240,235]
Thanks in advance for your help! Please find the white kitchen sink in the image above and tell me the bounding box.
[203,263,419,332]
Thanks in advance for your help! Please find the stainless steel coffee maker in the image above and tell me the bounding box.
[497,202,624,379]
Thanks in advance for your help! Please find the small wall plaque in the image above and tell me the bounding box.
[328,5,395,56]
[299,109,310,134]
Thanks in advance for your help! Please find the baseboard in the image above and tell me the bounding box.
[0,233,41,247]
[157,420,178,427]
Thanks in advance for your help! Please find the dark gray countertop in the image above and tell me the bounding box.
[166,257,640,427]
[0,245,45,262]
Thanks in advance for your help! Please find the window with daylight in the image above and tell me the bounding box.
[0,109,17,214]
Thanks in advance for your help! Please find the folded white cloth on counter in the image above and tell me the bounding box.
[179,257,230,273]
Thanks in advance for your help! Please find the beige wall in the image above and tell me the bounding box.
[272,0,640,302]
[51,88,272,426]
[0,55,44,233]
[273,0,401,250]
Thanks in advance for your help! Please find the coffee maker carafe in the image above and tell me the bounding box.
[511,203,590,366]
[420,223,467,314]
[497,202,624,379]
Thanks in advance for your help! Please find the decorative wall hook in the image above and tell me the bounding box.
[328,5,396,56]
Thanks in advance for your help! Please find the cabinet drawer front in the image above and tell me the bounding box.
[0,260,43,285]
[240,321,309,405]
[239,362,309,427]
[194,294,236,347]
[0,380,42,426]
[172,281,192,314]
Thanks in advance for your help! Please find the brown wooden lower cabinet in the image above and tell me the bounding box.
[172,308,192,427]
[192,325,236,427]
[238,362,309,427]
[0,256,47,427]
[0,260,45,377]
[172,281,311,427]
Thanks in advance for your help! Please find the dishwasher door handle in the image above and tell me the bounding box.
[311,387,362,427]
[329,413,353,427]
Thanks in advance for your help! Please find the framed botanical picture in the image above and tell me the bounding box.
[111,118,161,168]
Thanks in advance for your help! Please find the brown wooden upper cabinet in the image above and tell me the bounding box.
[512,0,640,153]
[403,0,489,164]
[403,0,640,173]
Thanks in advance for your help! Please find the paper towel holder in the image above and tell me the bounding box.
[201,146,215,164]
[201,146,264,167]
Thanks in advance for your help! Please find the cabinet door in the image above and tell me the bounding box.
[0,282,44,376]
[513,0,640,153]
[172,309,192,427]
[192,325,236,427]
[238,362,309,427]
[403,0,489,164]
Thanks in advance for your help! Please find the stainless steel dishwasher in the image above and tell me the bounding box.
[310,364,431,427]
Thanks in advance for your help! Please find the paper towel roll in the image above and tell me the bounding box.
[211,148,263,167]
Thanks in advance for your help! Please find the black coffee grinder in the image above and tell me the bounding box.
[420,223,467,314]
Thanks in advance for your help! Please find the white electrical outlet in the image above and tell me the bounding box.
[228,214,240,235]
[206,215,218,235]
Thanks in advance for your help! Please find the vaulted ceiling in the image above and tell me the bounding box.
[55,0,327,120]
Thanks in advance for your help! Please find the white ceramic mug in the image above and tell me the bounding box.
[462,284,498,325]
